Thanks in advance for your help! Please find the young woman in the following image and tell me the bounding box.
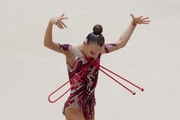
[44,13,150,120]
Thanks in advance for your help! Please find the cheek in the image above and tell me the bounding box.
[84,47,90,56]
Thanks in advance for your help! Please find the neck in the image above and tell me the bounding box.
[77,44,84,52]
[77,44,94,61]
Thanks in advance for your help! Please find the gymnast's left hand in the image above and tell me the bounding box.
[130,14,151,25]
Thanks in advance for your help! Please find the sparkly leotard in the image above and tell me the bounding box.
[59,43,115,118]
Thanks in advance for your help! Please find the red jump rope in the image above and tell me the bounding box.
[48,63,144,103]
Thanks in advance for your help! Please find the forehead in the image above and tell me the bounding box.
[87,44,104,52]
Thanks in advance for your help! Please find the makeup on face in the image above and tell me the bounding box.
[87,44,104,59]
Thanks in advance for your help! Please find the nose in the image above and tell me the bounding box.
[90,54,98,59]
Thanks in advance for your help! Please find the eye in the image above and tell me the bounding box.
[90,51,94,54]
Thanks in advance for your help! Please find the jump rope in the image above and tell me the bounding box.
[48,61,144,103]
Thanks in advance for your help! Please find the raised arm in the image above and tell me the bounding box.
[44,13,70,55]
[104,14,151,53]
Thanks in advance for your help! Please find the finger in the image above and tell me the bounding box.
[61,17,68,20]
[61,13,65,17]
[142,21,151,24]
[60,21,67,28]
[138,16,143,19]
[141,17,149,20]
[57,23,64,29]
[142,22,150,24]
[57,18,61,23]
[57,25,63,29]
[143,20,151,23]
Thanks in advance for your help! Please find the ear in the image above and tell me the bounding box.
[83,40,87,45]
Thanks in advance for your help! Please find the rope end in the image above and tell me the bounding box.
[141,88,144,91]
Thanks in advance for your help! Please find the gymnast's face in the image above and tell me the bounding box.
[83,41,104,59]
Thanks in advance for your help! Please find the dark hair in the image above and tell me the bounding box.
[86,24,105,47]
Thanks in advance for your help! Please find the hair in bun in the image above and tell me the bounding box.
[93,24,103,35]
[86,24,105,47]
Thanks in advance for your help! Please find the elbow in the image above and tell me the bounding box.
[44,42,47,47]
[121,43,127,48]
[44,41,52,49]
[117,41,127,49]
[44,42,48,48]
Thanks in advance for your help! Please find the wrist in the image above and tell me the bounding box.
[48,20,54,26]
[131,22,137,26]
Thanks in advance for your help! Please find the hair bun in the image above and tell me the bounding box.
[93,24,103,35]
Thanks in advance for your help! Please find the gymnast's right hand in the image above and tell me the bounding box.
[50,13,68,29]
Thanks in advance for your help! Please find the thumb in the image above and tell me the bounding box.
[130,14,134,18]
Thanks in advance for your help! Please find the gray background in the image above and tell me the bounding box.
[1,0,180,120]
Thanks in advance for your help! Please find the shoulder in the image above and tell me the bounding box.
[58,43,72,51]
[102,43,118,54]
[53,43,74,56]
[58,43,77,56]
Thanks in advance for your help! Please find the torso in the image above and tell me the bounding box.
[63,46,101,117]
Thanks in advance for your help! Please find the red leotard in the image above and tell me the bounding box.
[62,47,101,118]
[59,43,114,118]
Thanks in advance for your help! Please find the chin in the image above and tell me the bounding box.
[85,55,94,61]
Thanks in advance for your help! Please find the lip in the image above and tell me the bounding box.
[89,56,95,60]
[85,55,94,61]
[89,56,93,59]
